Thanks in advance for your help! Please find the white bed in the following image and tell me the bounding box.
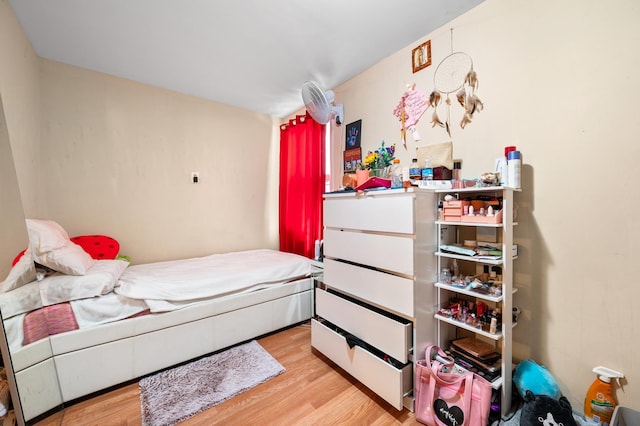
[2,241,315,422]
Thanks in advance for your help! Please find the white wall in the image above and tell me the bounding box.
[2,0,282,266]
[331,0,640,410]
[0,0,40,215]
[37,60,281,264]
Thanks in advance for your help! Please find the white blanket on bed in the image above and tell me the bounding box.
[0,281,42,319]
[115,249,311,312]
[70,292,149,329]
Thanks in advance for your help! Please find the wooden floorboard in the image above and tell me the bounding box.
[32,321,420,425]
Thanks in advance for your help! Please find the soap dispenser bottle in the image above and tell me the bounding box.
[584,366,624,425]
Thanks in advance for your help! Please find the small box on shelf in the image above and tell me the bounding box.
[443,200,469,208]
[440,200,470,222]
[463,209,503,224]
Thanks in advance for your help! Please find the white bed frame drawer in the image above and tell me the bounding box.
[324,195,414,234]
[53,290,312,402]
[323,229,413,276]
[311,319,412,411]
[315,288,412,363]
[15,358,62,421]
[323,258,413,317]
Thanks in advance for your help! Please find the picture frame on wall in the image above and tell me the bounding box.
[343,147,362,173]
[345,119,362,149]
[412,40,432,73]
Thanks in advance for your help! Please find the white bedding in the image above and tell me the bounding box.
[39,260,129,306]
[115,249,312,312]
[70,292,148,329]
[1,249,311,350]
[0,281,42,318]
[4,314,26,351]
[0,260,129,320]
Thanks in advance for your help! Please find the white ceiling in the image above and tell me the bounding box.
[8,0,483,118]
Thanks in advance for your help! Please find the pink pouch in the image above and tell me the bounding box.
[415,345,492,426]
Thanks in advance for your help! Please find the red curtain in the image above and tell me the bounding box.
[279,113,325,258]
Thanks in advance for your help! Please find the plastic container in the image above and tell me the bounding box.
[507,150,521,189]
[611,406,640,426]
[421,158,433,181]
[495,157,508,186]
[453,160,462,180]
[390,159,402,188]
[584,366,624,425]
[409,158,421,180]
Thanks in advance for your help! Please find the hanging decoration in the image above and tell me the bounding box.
[392,84,429,148]
[429,29,484,138]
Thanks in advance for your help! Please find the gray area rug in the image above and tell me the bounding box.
[139,340,285,426]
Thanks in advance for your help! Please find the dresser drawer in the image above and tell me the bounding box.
[323,258,413,317]
[324,195,414,234]
[311,319,412,411]
[316,288,412,363]
[323,229,413,276]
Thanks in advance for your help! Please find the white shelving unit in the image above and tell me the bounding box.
[434,186,519,415]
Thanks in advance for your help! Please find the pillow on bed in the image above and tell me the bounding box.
[34,243,96,276]
[38,259,129,306]
[1,248,36,293]
[26,219,96,275]
[11,249,26,267]
[70,235,120,260]
[25,219,70,253]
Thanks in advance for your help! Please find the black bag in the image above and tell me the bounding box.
[520,390,577,426]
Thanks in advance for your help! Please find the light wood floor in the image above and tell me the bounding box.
[32,321,420,425]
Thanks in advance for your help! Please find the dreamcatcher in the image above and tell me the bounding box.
[430,51,483,137]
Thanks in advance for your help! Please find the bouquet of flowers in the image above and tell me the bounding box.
[362,141,396,171]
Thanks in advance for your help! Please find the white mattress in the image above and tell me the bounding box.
[115,249,312,312]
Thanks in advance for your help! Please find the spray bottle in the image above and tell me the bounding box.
[584,366,624,425]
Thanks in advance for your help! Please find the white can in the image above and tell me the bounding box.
[507,150,521,189]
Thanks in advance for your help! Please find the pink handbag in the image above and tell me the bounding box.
[415,345,492,426]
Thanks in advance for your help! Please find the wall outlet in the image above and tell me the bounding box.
[191,172,199,184]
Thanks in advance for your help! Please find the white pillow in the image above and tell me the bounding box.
[34,242,96,276]
[26,218,95,275]
[26,219,70,253]
[1,249,36,293]
[38,259,129,306]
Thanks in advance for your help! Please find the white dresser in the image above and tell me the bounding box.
[311,188,437,410]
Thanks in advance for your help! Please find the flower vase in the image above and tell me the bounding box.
[372,167,390,178]
[356,169,369,187]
